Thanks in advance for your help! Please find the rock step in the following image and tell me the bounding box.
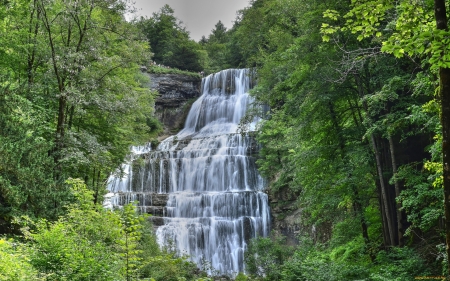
[114,193,169,207]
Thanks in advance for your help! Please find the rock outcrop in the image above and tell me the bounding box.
[268,187,302,245]
[148,73,202,139]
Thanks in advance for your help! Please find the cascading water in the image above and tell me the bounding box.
[106,69,270,276]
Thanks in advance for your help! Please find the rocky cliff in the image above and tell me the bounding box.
[147,73,202,139]
[268,187,302,245]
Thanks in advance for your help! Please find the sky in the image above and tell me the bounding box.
[128,0,251,41]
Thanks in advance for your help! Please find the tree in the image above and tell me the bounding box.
[120,203,145,281]
[0,0,159,230]
[35,0,153,177]
[209,21,228,44]
[322,0,450,273]
[434,0,450,275]
[136,5,203,72]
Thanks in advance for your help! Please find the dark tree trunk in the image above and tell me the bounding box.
[370,134,395,246]
[434,0,450,275]
[68,105,75,130]
[94,170,101,205]
[27,0,40,85]
[388,135,404,246]
[376,177,391,247]
[354,73,396,246]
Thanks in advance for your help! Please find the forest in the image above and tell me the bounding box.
[1,0,450,280]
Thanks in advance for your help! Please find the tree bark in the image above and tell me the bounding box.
[388,135,404,246]
[27,0,40,85]
[434,0,450,276]
[370,134,395,246]
[353,73,396,246]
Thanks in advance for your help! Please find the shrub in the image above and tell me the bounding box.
[0,238,41,281]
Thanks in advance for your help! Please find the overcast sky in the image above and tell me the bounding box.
[128,0,251,41]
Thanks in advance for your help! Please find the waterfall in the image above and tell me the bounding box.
[106,69,270,276]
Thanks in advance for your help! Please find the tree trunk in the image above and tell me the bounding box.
[434,0,450,275]
[94,170,101,204]
[353,73,395,246]
[55,96,66,163]
[68,105,75,130]
[376,177,391,247]
[388,134,404,246]
[27,0,40,85]
[370,134,395,246]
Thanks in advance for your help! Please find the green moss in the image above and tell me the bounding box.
[276,213,287,220]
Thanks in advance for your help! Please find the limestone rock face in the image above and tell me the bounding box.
[269,187,302,245]
[148,73,201,137]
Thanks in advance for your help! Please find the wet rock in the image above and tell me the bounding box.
[149,216,165,226]
[151,194,169,206]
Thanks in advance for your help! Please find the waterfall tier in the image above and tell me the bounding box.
[107,69,270,276]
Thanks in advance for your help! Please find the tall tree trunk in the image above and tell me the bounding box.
[388,134,404,246]
[27,0,40,85]
[370,134,395,246]
[94,170,101,205]
[68,105,75,130]
[376,178,391,247]
[353,73,396,246]
[434,0,450,275]
[38,1,66,175]
[56,96,67,141]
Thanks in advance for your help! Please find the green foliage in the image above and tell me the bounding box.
[200,20,236,73]
[0,0,446,279]
[255,111,294,189]
[235,0,441,279]
[245,233,294,280]
[0,0,161,230]
[0,238,41,281]
[369,248,431,280]
[139,254,201,281]
[13,179,206,281]
[235,272,248,281]
[120,203,146,281]
[280,253,346,281]
[0,87,67,230]
[396,164,443,235]
[245,234,433,281]
[136,5,203,72]
[147,65,201,78]
[28,179,125,281]
[321,0,450,69]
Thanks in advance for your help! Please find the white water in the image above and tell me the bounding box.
[107,69,270,275]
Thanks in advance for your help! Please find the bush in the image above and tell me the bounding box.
[235,272,248,281]
[369,247,431,281]
[147,65,201,78]
[0,238,41,281]
[141,255,202,281]
[245,232,295,280]
[28,179,125,281]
